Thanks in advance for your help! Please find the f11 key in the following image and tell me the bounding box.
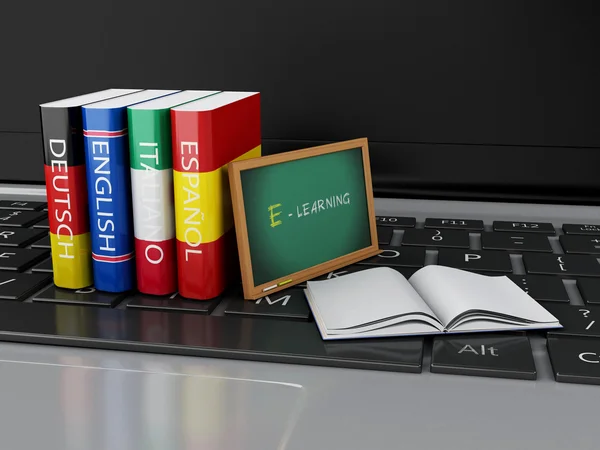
[523,253,600,277]
[493,221,555,235]
[424,218,484,231]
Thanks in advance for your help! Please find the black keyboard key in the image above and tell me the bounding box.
[30,234,51,249]
[294,265,369,288]
[577,278,600,305]
[493,221,555,235]
[311,265,369,281]
[508,274,569,303]
[0,247,49,271]
[559,235,600,255]
[31,258,53,273]
[0,200,46,211]
[33,218,49,229]
[376,216,415,228]
[523,253,600,277]
[0,210,47,228]
[437,249,512,273]
[402,228,469,249]
[545,304,600,339]
[33,285,127,308]
[424,218,484,231]
[0,228,47,247]
[481,232,552,253]
[0,272,52,301]
[563,224,600,235]
[357,245,425,268]
[302,265,414,286]
[547,337,600,385]
[321,337,424,373]
[431,334,536,380]
[126,292,221,315]
[377,226,393,245]
[225,288,310,321]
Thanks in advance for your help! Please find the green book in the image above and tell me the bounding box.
[126,90,220,296]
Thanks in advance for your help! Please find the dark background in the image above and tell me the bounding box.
[2,1,599,204]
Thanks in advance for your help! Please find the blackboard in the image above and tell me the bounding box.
[229,138,380,299]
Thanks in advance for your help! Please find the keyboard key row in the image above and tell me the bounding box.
[376,218,600,238]
[335,246,600,281]
[378,228,598,255]
[375,217,600,236]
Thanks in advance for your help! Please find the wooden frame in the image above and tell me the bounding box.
[228,137,381,300]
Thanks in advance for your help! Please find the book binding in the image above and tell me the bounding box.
[82,114,135,292]
[171,92,261,300]
[128,110,177,295]
[41,106,93,289]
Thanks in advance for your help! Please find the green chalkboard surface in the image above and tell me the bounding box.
[229,138,380,299]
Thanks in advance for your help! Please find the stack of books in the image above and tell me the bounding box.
[40,88,261,300]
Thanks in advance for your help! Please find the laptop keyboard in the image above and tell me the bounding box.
[2,200,600,385]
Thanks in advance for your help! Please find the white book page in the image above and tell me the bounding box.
[322,313,442,335]
[448,319,562,334]
[305,267,443,331]
[321,320,441,340]
[408,265,559,329]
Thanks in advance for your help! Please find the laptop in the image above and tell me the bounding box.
[1,127,599,385]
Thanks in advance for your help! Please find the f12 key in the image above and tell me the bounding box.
[493,221,555,235]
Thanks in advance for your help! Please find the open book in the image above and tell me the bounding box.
[304,265,562,340]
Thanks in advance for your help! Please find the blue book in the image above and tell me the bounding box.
[81,89,180,292]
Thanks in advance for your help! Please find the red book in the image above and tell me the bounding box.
[171,92,261,300]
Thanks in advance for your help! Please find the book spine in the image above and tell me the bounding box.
[40,105,93,289]
[82,107,136,292]
[127,108,177,295]
[171,94,261,300]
